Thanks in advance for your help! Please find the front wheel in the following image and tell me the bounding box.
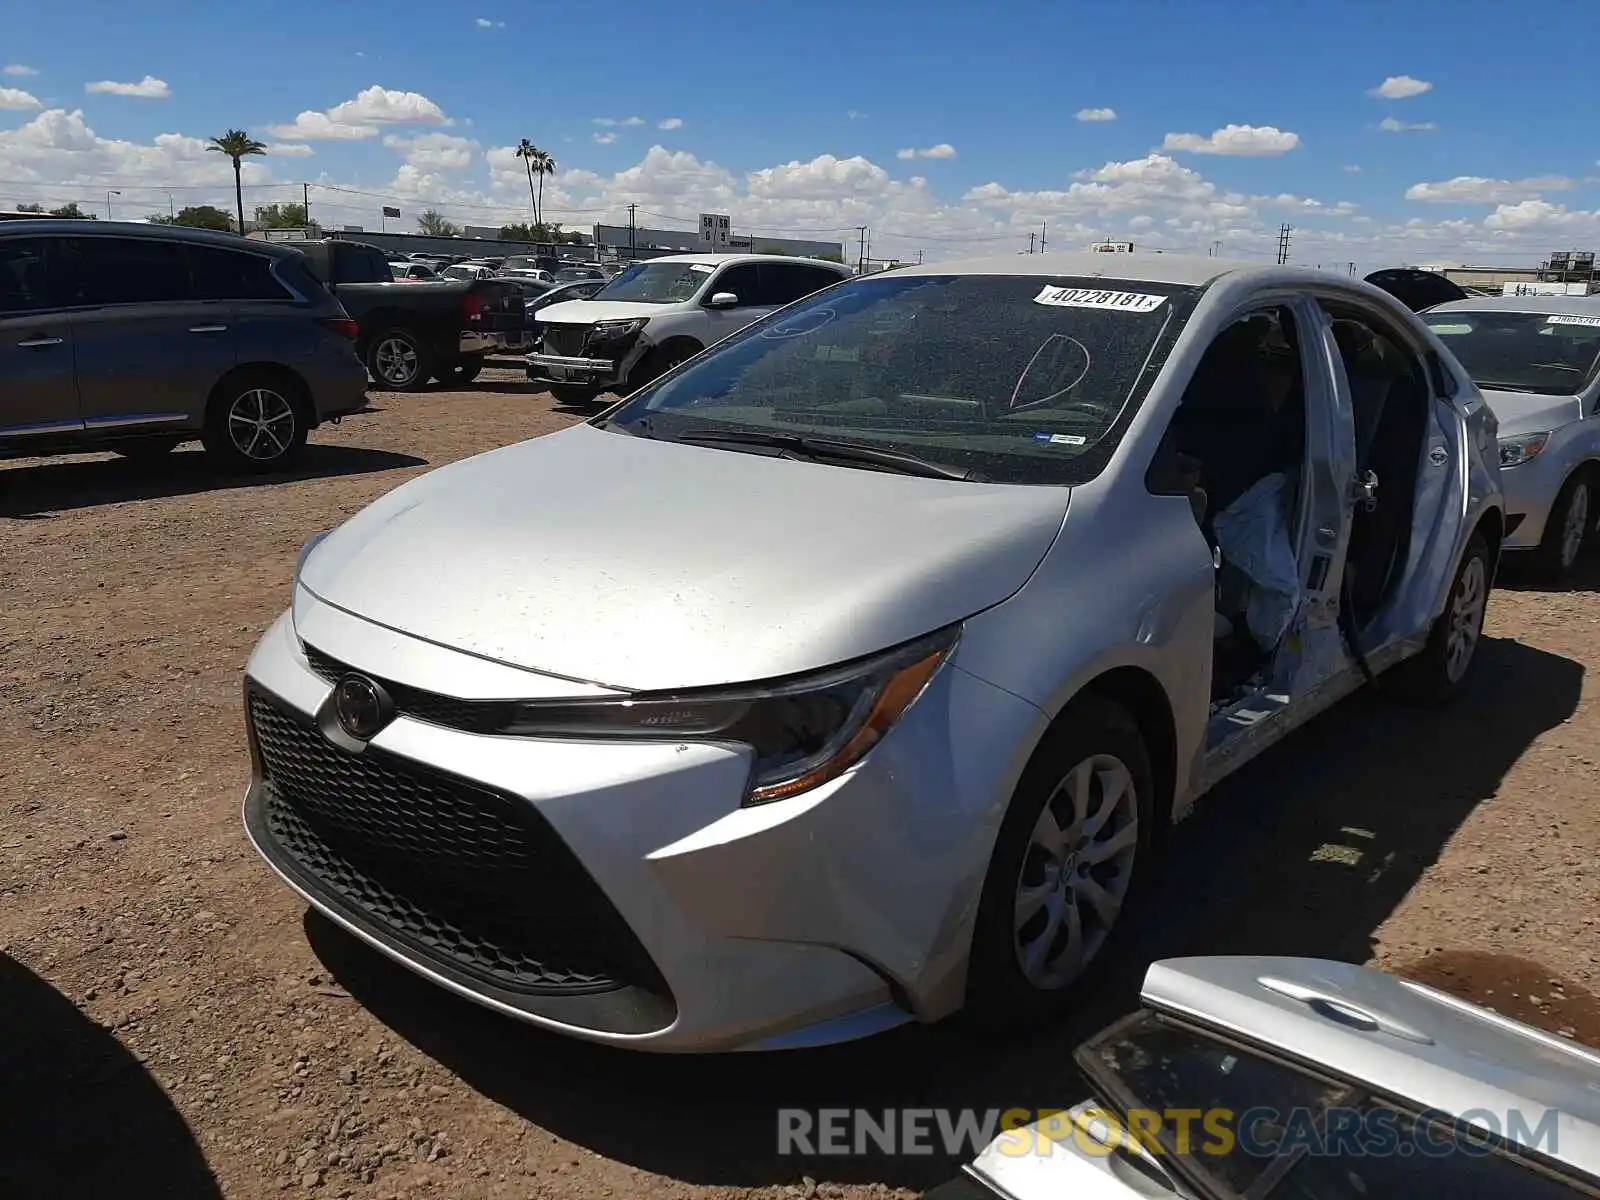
[200,373,308,473]
[623,342,698,394]
[366,328,434,392]
[433,357,484,386]
[1387,532,1491,706]
[967,696,1154,1024]
[1531,471,1592,580]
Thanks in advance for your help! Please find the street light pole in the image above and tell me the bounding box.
[107,189,121,220]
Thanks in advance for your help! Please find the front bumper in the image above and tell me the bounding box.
[525,352,622,388]
[241,598,1045,1051]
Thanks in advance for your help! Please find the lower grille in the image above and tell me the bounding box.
[248,691,668,1002]
[543,325,589,358]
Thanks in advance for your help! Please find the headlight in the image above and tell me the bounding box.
[503,625,959,805]
[589,318,648,341]
[294,531,331,582]
[1499,433,1550,467]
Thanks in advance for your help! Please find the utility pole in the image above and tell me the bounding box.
[1346,261,1356,277]
[627,203,638,262]
[1210,239,1222,257]
[303,182,311,228]
[1027,232,1035,254]
[916,249,923,264]
[1276,223,1292,266]
[856,225,867,273]
[1039,223,1047,254]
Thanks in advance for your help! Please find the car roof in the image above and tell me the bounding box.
[0,218,302,258]
[1426,294,1600,317]
[636,252,850,270]
[890,250,1281,287]
[1143,956,1600,1179]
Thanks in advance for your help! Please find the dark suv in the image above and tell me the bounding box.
[0,221,368,472]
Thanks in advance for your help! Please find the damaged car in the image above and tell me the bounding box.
[242,254,1503,1052]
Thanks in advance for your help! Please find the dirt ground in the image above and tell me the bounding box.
[3,365,1598,1199]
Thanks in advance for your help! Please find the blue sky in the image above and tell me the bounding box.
[3,0,1597,269]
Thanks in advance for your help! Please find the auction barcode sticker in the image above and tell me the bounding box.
[1547,314,1600,327]
[1034,285,1166,313]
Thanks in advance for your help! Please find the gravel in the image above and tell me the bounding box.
[2,365,1597,1197]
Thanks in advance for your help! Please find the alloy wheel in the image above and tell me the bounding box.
[1013,753,1140,992]
[227,388,298,462]
[1444,553,1488,684]
[374,336,420,386]
[1561,483,1590,571]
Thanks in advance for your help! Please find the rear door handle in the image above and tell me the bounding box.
[17,336,64,348]
[189,324,228,333]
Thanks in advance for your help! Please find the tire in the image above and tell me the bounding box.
[966,695,1155,1024]
[110,438,180,461]
[433,357,484,386]
[1387,532,1491,707]
[366,328,434,392]
[624,341,699,394]
[199,371,309,473]
[549,384,601,405]
[1530,470,1593,581]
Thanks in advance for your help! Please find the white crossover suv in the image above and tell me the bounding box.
[524,252,850,403]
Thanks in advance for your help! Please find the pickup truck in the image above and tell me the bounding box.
[287,239,525,390]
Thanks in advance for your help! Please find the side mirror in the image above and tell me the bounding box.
[707,291,739,309]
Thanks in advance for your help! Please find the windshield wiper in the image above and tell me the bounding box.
[672,427,975,481]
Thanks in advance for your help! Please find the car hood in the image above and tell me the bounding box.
[535,299,677,326]
[297,423,1071,692]
[1480,388,1585,438]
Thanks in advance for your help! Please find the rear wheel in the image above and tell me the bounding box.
[433,357,485,386]
[1387,532,1491,706]
[110,437,180,461]
[1531,470,1593,580]
[967,696,1154,1023]
[200,371,308,473]
[366,328,433,392]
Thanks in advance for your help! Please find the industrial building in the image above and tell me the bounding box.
[592,221,844,262]
[1412,250,1599,295]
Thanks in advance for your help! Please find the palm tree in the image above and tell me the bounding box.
[514,140,556,232]
[207,129,267,234]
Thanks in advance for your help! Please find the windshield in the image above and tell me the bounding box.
[592,261,713,303]
[440,265,478,280]
[1424,310,1600,395]
[601,273,1197,485]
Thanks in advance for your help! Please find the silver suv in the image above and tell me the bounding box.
[1,221,369,472]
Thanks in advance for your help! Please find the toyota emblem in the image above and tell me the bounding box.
[333,674,391,740]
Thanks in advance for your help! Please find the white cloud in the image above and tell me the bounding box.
[0,87,41,110]
[4,64,38,77]
[847,110,865,121]
[474,16,505,26]
[658,117,683,130]
[593,131,617,145]
[621,116,644,127]
[269,85,452,140]
[1162,124,1299,156]
[1370,74,1432,100]
[85,75,170,99]
[1379,117,1435,133]
[1075,107,1117,122]
[1342,164,1362,173]
[383,131,478,170]
[1405,175,1575,204]
[895,143,957,160]
[266,142,315,157]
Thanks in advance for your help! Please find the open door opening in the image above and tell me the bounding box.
[1162,308,1310,703]
[1322,304,1432,632]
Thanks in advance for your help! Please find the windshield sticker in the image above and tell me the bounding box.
[689,263,715,273]
[1031,432,1088,446]
[1546,314,1600,327]
[1426,323,1473,335]
[1033,285,1166,313]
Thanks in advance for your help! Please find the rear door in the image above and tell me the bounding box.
[187,242,309,369]
[62,235,238,434]
[0,234,82,438]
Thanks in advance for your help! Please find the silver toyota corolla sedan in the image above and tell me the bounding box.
[1423,295,1600,579]
[241,253,1504,1052]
